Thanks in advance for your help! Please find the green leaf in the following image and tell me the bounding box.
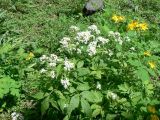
[32,92,44,100]
[77,68,90,77]
[77,82,90,91]
[81,97,92,117]
[81,91,102,103]
[67,94,80,116]
[128,59,142,67]
[41,97,49,116]
[136,68,150,81]
[50,99,59,110]
[63,115,69,120]
[77,61,84,68]
[92,109,101,118]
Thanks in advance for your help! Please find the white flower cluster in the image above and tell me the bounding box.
[39,54,74,89]
[88,24,100,34]
[76,31,93,44]
[69,25,80,32]
[60,37,71,48]
[59,24,112,56]
[64,58,74,71]
[108,31,123,45]
[107,91,118,100]
[87,41,97,56]
[61,78,70,89]
[39,53,60,79]
[96,82,101,90]
[11,112,24,120]
[97,36,109,44]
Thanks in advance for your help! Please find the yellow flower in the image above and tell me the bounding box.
[112,15,125,23]
[118,16,125,22]
[138,23,148,31]
[144,51,151,56]
[26,52,34,60]
[150,115,159,120]
[112,15,119,23]
[127,20,139,30]
[148,61,156,69]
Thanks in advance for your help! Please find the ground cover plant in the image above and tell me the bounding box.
[0,0,160,120]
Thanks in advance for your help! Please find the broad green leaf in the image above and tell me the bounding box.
[81,91,102,103]
[92,109,101,118]
[41,97,49,116]
[32,92,44,100]
[77,61,84,68]
[77,68,90,76]
[128,59,142,67]
[136,68,150,81]
[77,82,90,91]
[67,94,80,116]
[50,99,59,110]
[81,97,92,117]
[63,115,69,120]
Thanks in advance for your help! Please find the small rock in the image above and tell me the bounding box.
[83,0,104,16]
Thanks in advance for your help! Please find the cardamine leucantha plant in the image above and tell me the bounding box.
[30,25,160,120]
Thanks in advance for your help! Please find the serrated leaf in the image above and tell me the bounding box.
[50,99,59,110]
[41,97,49,116]
[77,82,90,91]
[32,92,44,100]
[92,109,101,118]
[67,94,80,116]
[77,68,90,76]
[81,91,103,103]
[136,68,150,81]
[81,98,92,117]
[77,61,84,68]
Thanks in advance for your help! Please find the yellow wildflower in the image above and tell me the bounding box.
[147,105,156,113]
[26,52,34,60]
[148,61,156,69]
[150,115,159,120]
[112,15,119,23]
[118,16,125,22]
[112,15,125,23]
[144,51,151,56]
[138,23,148,31]
[127,20,139,30]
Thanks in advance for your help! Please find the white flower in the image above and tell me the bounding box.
[50,71,56,79]
[124,36,131,42]
[97,36,109,44]
[11,112,24,120]
[130,47,135,51]
[88,25,100,34]
[64,104,68,108]
[96,82,101,90]
[50,54,58,61]
[40,55,48,62]
[115,38,123,45]
[60,37,70,48]
[114,32,120,37]
[107,91,118,100]
[61,78,70,89]
[108,31,114,37]
[87,41,97,56]
[64,58,74,71]
[49,62,56,67]
[76,31,92,44]
[70,25,80,32]
[77,48,82,54]
[40,68,47,73]
[106,49,113,56]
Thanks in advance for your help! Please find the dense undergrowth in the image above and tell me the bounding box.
[0,0,160,120]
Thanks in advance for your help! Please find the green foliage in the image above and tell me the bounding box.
[0,0,160,119]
